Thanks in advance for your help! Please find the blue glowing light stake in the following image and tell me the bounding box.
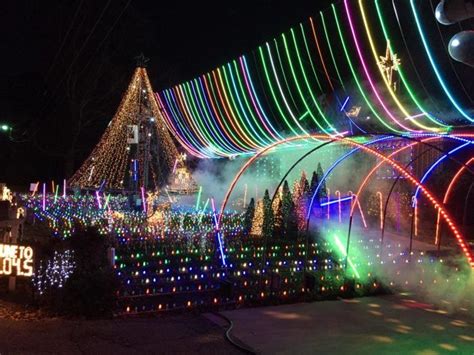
[340,96,350,112]
[98,180,107,192]
[133,160,138,182]
[211,197,227,267]
[54,185,59,203]
[141,187,147,213]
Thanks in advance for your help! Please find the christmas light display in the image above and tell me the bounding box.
[155,1,474,158]
[28,135,465,313]
[19,1,474,317]
[377,41,400,92]
[167,154,198,194]
[24,185,472,315]
[0,184,12,202]
[22,131,474,315]
[32,250,75,295]
[250,199,264,236]
[218,134,474,267]
[69,65,179,190]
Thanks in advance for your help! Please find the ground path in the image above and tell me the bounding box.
[0,312,239,354]
[0,294,472,354]
[215,294,473,354]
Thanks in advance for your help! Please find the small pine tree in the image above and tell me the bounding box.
[309,170,319,196]
[306,170,319,216]
[272,186,283,213]
[251,199,264,236]
[287,200,299,239]
[281,180,293,230]
[273,199,284,239]
[294,171,310,230]
[316,162,327,202]
[262,189,274,239]
[300,171,310,195]
[243,198,255,236]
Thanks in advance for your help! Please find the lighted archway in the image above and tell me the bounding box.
[218,134,474,267]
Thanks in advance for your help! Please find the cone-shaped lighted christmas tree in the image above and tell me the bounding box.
[69,59,179,191]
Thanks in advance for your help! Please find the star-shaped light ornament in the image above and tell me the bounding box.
[378,41,401,91]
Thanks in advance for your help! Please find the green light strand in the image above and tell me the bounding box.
[205,73,253,150]
[163,90,207,153]
[299,23,324,93]
[191,78,239,154]
[181,83,221,152]
[287,29,337,133]
[273,37,302,115]
[220,65,269,147]
[258,45,307,136]
[230,61,275,143]
[334,234,360,279]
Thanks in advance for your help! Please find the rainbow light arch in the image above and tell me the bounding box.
[217,134,474,268]
[156,1,473,158]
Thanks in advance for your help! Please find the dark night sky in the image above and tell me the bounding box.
[1,0,333,86]
[0,1,472,187]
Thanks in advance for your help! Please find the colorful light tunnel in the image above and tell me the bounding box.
[156,0,474,158]
[216,134,474,268]
[151,1,474,268]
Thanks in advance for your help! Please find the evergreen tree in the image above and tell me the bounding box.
[292,179,300,202]
[300,171,310,195]
[281,180,295,238]
[307,170,319,217]
[316,162,327,202]
[243,198,255,236]
[251,199,264,236]
[69,67,179,190]
[272,186,282,213]
[262,189,274,239]
[309,170,319,197]
[293,171,310,230]
[287,200,299,240]
[273,199,284,239]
